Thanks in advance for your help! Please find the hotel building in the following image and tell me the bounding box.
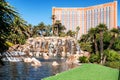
[52,1,117,36]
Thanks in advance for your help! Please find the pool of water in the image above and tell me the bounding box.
[0,58,78,80]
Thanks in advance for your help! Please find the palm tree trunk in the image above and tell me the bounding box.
[94,35,98,54]
[100,31,103,64]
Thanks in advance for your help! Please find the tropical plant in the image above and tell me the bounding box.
[76,26,80,39]
[104,50,120,62]
[88,28,98,54]
[79,42,92,52]
[51,15,56,34]
[96,24,107,64]
[32,22,46,36]
[67,30,76,37]
[89,54,100,63]
[79,56,89,63]
[105,61,120,69]
[53,20,66,36]
[108,28,119,49]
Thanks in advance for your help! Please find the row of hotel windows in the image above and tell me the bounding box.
[54,6,112,33]
[86,6,111,31]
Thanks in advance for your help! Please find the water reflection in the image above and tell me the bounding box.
[0,58,78,80]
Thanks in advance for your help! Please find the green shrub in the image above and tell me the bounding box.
[105,61,120,69]
[5,41,14,47]
[89,54,100,63]
[79,56,89,63]
[104,50,120,61]
[79,42,92,52]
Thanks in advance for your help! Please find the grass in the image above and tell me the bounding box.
[43,63,119,80]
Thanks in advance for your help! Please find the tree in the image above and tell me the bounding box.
[51,15,56,34]
[45,25,52,36]
[88,28,98,54]
[0,0,18,52]
[0,0,31,49]
[76,26,80,40]
[108,28,119,49]
[32,22,46,36]
[67,30,76,37]
[53,20,66,36]
[96,24,107,64]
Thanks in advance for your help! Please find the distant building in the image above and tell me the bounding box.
[52,1,117,37]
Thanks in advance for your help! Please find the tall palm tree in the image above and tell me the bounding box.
[76,26,80,40]
[108,28,119,49]
[88,27,98,54]
[0,0,18,51]
[51,15,56,35]
[32,22,46,36]
[96,24,107,64]
[53,20,66,36]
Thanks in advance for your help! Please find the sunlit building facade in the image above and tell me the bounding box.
[52,1,117,37]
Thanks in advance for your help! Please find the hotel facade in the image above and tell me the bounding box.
[52,1,117,36]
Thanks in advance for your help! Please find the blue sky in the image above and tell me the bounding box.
[7,0,119,26]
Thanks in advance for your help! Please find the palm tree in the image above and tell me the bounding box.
[108,28,119,49]
[80,34,90,42]
[53,20,66,36]
[51,15,56,34]
[88,28,98,54]
[76,26,80,40]
[0,0,18,52]
[96,24,107,64]
[67,30,76,37]
[32,22,46,36]
[0,0,31,49]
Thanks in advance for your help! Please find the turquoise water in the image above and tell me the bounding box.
[0,58,77,80]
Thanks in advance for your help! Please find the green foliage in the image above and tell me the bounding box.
[104,50,120,61]
[113,39,120,51]
[67,30,76,37]
[89,54,100,63]
[79,42,92,52]
[79,56,89,63]
[5,41,14,47]
[59,32,66,37]
[105,61,120,69]
[52,20,66,36]
[0,0,31,51]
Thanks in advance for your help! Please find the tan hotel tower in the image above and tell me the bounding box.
[52,1,117,36]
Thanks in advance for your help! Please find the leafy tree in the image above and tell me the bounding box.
[79,42,92,52]
[67,30,76,37]
[88,28,98,54]
[96,24,107,64]
[108,28,119,49]
[76,26,80,39]
[51,15,56,34]
[53,20,66,36]
[104,50,120,61]
[80,34,90,42]
[113,39,120,51]
[32,22,46,36]
[45,25,52,36]
[0,0,18,51]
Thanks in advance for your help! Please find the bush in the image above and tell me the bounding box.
[79,42,92,52]
[105,61,120,69]
[79,56,89,63]
[5,41,14,47]
[104,50,120,61]
[89,54,100,63]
